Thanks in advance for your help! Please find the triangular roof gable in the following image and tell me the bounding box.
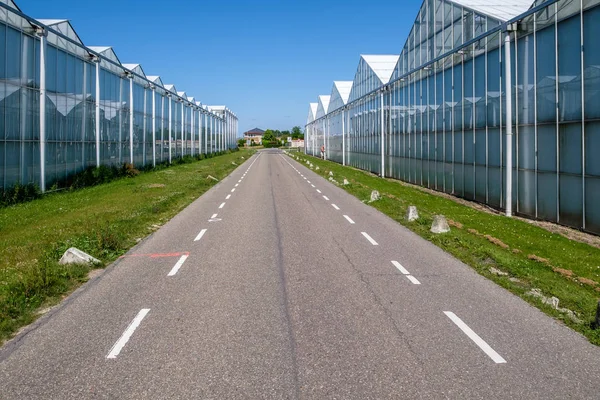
[329,81,353,113]
[146,75,164,87]
[177,91,187,99]
[88,46,121,65]
[164,84,177,95]
[37,19,84,46]
[349,55,398,102]
[307,103,318,124]
[315,95,330,119]
[123,64,145,77]
[450,0,531,22]
[391,0,531,81]
[245,128,265,134]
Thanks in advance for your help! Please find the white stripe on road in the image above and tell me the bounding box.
[361,232,379,246]
[343,215,355,224]
[107,309,150,359]
[235,184,239,187]
[307,181,311,184]
[407,275,421,285]
[331,204,340,210]
[168,254,189,276]
[231,188,235,193]
[219,202,226,209]
[226,194,231,200]
[195,229,207,241]
[211,214,218,219]
[323,196,330,201]
[238,180,242,183]
[444,312,506,364]
[311,184,315,188]
[392,261,410,275]
[316,189,322,193]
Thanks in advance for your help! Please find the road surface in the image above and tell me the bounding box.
[1,149,600,399]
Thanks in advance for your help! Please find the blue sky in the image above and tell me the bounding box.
[22,0,423,134]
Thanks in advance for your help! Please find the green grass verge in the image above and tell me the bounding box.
[289,152,600,345]
[0,149,255,344]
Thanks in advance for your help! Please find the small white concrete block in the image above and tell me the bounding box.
[316,166,320,171]
[343,179,350,186]
[329,171,334,177]
[430,215,450,234]
[406,206,419,222]
[59,247,100,265]
[370,190,381,202]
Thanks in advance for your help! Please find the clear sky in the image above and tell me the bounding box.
[21,0,423,135]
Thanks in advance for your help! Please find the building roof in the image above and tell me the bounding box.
[362,55,400,84]
[450,0,532,22]
[244,128,265,135]
[333,81,353,104]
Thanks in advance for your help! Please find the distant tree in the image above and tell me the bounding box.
[262,130,279,148]
[237,138,245,147]
[291,126,302,140]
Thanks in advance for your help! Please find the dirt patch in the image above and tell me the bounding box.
[512,248,522,254]
[484,235,509,249]
[553,268,574,278]
[578,277,598,287]
[528,254,550,264]
[467,228,480,235]
[147,184,166,188]
[448,219,463,229]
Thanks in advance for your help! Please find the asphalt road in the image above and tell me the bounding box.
[2,149,600,399]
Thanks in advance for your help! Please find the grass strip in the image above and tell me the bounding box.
[288,152,600,345]
[0,149,254,344]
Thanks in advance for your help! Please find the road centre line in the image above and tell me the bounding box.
[235,184,239,187]
[106,309,150,359]
[331,204,340,210]
[219,202,226,209]
[323,196,330,201]
[361,232,379,246]
[168,254,189,276]
[444,312,507,364]
[392,261,410,275]
[226,194,231,200]
[311,184,315,188]
[343,215,355,224]
[307,181,311,184]
[407,276,421,285]
[316,189,322,193]
[211,214,218,219]
[231,188,235,193]
[238,180,242,183]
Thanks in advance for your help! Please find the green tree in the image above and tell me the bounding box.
[291,126,302,140]
[262,130,279,148]
[237,138,245,147]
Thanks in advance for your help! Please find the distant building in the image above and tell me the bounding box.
[244,128,265,145]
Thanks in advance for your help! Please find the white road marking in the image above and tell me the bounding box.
[323,196,330,201]
[444,312,506,364]
[407,275,421,285]
[107,309,150,359]
[195,229,208,241]
[231,188,235,193]
[311,184,316,188]
[303,177,307,180]
[219,202,226,209]
[392,261,410,275]
[235,184,239,187]
[316,189,322,193]
[168,254,189,276]
[238,180,242,183]
[343,215,355,224]
[226,194,231,200]
[361,232,379,246]
[331,204,340,210]
[211,214,218,219]
[307,181,311,184]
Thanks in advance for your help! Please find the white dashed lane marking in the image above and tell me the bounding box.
[444,312,507,364]
[343,215,355,224]
[361,232,379,246]
[106,309,150,359]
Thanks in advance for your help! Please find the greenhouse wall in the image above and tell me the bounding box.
[306,0,600,235]
[0,0,238,192]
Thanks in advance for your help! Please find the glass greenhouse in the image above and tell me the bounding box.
[0,0,238,192]
[306,0,600,235]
